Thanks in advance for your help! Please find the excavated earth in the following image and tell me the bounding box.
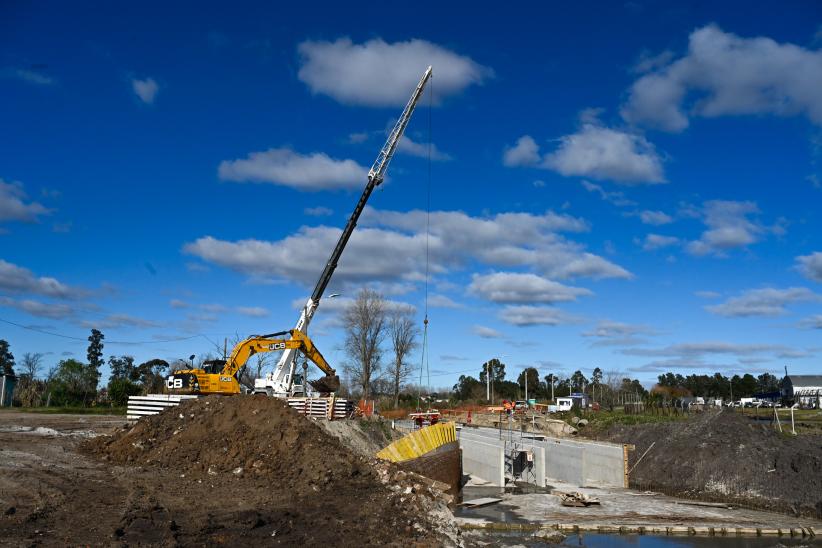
[595,409,822,519]
[0,397,459,546]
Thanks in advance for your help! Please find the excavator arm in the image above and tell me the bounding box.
[221,330,339,392]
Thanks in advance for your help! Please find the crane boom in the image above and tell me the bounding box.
[254,66,433,397]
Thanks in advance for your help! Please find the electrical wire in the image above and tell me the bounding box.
[0,317,211,345]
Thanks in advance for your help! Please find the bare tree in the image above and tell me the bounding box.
[342,288,387,401]
[388,309,419,407]
[21,352,43,379]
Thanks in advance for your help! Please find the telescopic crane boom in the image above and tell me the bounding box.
[254,66,433,397]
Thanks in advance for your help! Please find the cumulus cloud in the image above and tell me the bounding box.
[0,179,51,223]
[639,210,673,225]
[503,136,541,167]
[468,272,592,304]
[297,38,491,107]
[622,25,822,131]
[641,234,680,251]
[472,325,503,339]
[706,287,820,317]
[304,206,333,217]
[580,180,637,207]
[236,306,269,317]
[504,118,666,185]
[10,68,55,86]
[398,135,452,161]
[499,305,576,327]
[796,252,822,282]
[81,313,161,329]
[0,297,74,319]
[622,341,810,368]
[800,315,822,329]
[185,207,630,289]
[218,148,367,191]
[427,294,462,308]
[169,299,189,309]
[0,259,85,299]
[132,77,159,104]
[582,320,656,346]
[686,200,765,256]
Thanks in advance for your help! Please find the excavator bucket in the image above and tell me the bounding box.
[309,374,340,394]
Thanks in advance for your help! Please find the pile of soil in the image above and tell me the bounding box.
[596,409,822,518]
[84,396,459,545]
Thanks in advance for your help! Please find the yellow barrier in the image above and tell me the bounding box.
[376,421,457,463]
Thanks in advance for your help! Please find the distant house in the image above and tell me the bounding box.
[783,375,822,408]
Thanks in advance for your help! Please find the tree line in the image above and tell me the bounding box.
[653,371,781,400]
[0,331,169,407]
[452,361,648,406]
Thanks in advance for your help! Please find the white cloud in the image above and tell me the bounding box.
[632,50,675,74]
[796,252,822,282]
[185,206,630,288]
[505,118,666,185]
[639,210,673,225]
[237,306,269,317]
[0,179,51,223]
[427,294,462,308]
[0,297,74,319]
[499,305,576,327]
[398,135,452,161]
[304,206,333,217]
[543,123,665,184]
[169,299,189,309]
[641,233,680,251]
[347,132,369,144]
[218,147,367,191]
[469,272,592,304]
[132,77,159,104]
[622,25,822,131]
[81,313,161,329]
[705,287,820,317]
[472,325,503,339]
[580,180,637,207]
[12,68,55,86]
[297,38,491,107]
[800,315,822,329]
[582,320,656,346]
[685,200,764,256]
[694,290,721,299]
[0,259,84,299]
[503,136,540,167]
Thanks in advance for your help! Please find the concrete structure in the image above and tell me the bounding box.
[458,425,627,488]
[783,375,822,408]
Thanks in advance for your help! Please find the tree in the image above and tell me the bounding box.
[133,359,169,394]
[108,355,136,382]
[49,359,89,406]
[479,358,506,402]
[570,370,588,392]
[0,339,15,376]
[21,352,42,379]
[452,375,484,401]
[387,309,419,407]
[591,367,602,399]
[342,288,387,401]
[85,329,104,403]
[517,367,540,399]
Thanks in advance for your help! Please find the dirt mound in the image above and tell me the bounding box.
[597,409,822,518]
[85,396,459,545]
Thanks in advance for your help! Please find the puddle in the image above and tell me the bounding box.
[0,425,98,438]
[478,532,822,547]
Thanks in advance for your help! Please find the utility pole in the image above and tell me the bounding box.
[486,361,490,403]
[525,369,528,403]
[550,375,554,402]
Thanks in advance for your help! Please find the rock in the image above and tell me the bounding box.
[533,529,566,543]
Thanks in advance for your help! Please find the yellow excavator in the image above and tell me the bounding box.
[165,329,340,396]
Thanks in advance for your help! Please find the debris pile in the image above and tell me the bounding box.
[86,396,460,545]
[597,409,822,519]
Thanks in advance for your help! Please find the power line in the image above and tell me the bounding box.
[0,317,208,345]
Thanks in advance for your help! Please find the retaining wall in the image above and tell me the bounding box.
[460,435,505,486]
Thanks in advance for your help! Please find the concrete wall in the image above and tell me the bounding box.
[459,434,505,486]
[457,427,626,489]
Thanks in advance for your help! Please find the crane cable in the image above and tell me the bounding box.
[417,73,433,411]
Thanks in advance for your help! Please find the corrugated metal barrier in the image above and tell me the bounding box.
[376,421,457,462]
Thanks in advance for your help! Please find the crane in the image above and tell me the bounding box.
[253,66,433,397]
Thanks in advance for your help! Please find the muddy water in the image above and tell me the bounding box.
[484,533,822,547]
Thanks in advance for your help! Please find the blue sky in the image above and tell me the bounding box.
[2,1,822,389]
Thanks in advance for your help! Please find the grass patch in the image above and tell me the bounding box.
[584,410,688,432]
[0,406,127,416]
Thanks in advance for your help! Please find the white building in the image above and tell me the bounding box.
[783,375,822,408]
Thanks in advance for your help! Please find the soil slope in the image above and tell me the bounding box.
[83,396,458,545]
[596,409,822,519]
